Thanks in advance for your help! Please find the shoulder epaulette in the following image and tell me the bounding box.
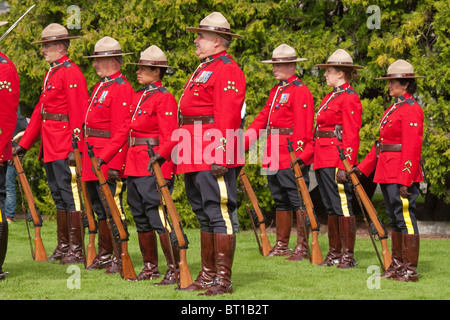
[115,77,126,85]
[63,61,73,68]
[219,55,233,65]
[158,87,168,94]
[345,87,355,94]
[292,80,303,87]
[0,57,8,64]
[406,98,416,105]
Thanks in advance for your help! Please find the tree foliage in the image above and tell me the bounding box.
[3,0,448,225]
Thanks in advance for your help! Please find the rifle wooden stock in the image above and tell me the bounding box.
[238,168,272,256]
[336,145,392,270]
[287,139,323,265]
[12,154,47,261]
[86,143,137,280]
[148,146,193,289]
[72,137,97,268]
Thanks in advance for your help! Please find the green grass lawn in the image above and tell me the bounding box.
[1,218,449,302]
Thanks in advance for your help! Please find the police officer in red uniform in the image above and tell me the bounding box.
[244,44,315,260]
[81,37,134,273]
[301,49,363,268]
[352,60,424,282]
[97,45,179,284]
[0,20,20,280]
[151,12,246,295]
[14,23,89,265]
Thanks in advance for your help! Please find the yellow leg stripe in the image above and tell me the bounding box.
[70,166,82,211]
[114,180,125,220]
[159,205,172,232]
[0,209,2,223]
[335,168,350,217]
[401,196,414,234]
[217,176,233,235]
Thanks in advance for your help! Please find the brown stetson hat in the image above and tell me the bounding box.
[31,23,80,44]
[83,36,133,58]
[315,49,364,69]
[261,44,307,64]
[375,59,425,80]
[128,45,176,68]
[186,12,242,39]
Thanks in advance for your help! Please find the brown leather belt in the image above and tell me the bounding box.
[42,112,69,122]
[85,127,111,138]
[379,143,402,152]
[268,127,293,135]
[179,114,214,126]
[315,130,336,138]
[129,137,159,147]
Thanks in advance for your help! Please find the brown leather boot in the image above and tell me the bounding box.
[154,232,180,286]
[320,215,341,266]
[136,231,160,281]
[337,215,357,268]
[267,210,292,257]
[396,234,420,282]
[48,209,69,262]
[86,219,113,270]
[60,211,84,264]
[382,231,402,279]
[201,233,236,296]
[182,231,215,291]
[286,210,310,261]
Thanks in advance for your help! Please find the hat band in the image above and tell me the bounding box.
[93,50,123,56]
[41,34,70,41]
[272,56,298,62]
[138,60,167,66]
[386,73,415,78]
[326,61,354,65]
[198,25,231,33]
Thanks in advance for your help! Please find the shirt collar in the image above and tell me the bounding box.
[101,71,122,83]
[201,51,227,63]
[333,82,350,93]
[394,93,411,104]
[49,55,69,68]
[278,75,298,87]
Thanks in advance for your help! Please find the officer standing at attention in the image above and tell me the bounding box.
[0,20,20,280]
[244,44,315,260]
[151,12,246,296]
[13,23,89,265]
[82,37,134,274]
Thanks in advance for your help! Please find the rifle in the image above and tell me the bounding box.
[147,143,193,289]
[86,142,137,280]
[238,168,272,256]
[0,4,36,42]
[336,145,392,271]
[287,138,323,265]
[12,154,47,261]
[72,135,97,268]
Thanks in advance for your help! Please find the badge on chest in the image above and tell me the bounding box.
[194,71,213,84]
[279,93,290,104]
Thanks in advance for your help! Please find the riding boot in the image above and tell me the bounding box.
[267,210,292,257]
[136,231,160,280]
[382,231,402,279]
[182,231,215,291]
[337,215,357,268]
[320,215,341,266]
[201,233,236,296]
[60,211,84,264]
[0,220,8,280]
[86,219,113,270]
[286,210,309,261]
[154,232,180,286]
[48,209,69,262]
[396,234,420,282]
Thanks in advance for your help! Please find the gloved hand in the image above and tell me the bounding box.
[107,168,120,182]
[211,163,228,178]
[68,151,76,167]
[399,185,411,198]
[12,145,27,160]
[349,166,363,178]
[335,169,348,184]
[291,157,305,170]
[147,152,166,175]
[97,157,106,170]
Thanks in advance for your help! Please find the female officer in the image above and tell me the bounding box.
[352,60,424,281]
[301,49,363,268]
[97,45,178,284]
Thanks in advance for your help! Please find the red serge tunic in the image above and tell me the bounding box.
[302,83,362,170]
[81,72,134,181]
[19,56,89,162]
[244,75,315,171]
[175,51,246,174]
[0,51,20,162]
[358,93,424,186]
[98,82,178,180]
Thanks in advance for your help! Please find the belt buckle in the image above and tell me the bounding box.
[130,137,136,146]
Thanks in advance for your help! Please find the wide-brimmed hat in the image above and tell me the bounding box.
[128,45,176,68]
[375,59,425,80]
[186,12,242,39]
[0,21,8,27]
[315,49,364,69]
[31,23,80,44]
[261,44,307,64]
[83,36,133,58]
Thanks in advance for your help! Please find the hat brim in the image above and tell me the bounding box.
[31,36,81,45]
[261,58,307,64]
[375,75,425,80]
[186,27,242,39]
[83,52,134,59]
[315,63,364,69]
